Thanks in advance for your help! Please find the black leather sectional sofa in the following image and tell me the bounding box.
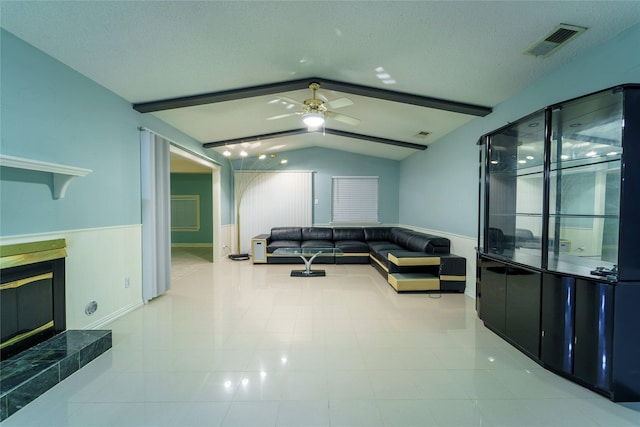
[251,226,466,293]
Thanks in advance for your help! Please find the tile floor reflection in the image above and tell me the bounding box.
[3,247,639,426]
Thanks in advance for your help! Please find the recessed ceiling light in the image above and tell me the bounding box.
[607,151,619,156]
[223,150,231,157]
[561,154,569,160]
[240,151,248,157]
[518,159,527,164]
[491,160,499,164]
[526,155,534,160]
[586,151,597,157]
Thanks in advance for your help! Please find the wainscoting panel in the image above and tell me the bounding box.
[0,225,143,330]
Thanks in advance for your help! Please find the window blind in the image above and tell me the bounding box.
[332,176,379,223]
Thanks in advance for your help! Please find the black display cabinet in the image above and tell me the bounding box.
[476,85,640,401]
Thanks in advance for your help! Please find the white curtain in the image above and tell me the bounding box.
[140,130,171,301]
[236,171,312,254]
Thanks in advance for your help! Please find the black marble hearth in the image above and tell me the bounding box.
[0,329,112,421]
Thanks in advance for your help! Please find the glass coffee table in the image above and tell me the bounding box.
[272,247,343,277]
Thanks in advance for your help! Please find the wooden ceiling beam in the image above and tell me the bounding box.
[203,128,427,151]
[133,77,491,117]
[203,128,308,148]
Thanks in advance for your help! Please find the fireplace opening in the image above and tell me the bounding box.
[0,240,66,361]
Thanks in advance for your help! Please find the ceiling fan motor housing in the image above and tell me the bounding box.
[304,82,325,112]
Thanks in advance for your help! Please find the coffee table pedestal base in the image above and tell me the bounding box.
[291,270,326,277]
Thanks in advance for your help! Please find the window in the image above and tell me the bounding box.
[332,176,379,223]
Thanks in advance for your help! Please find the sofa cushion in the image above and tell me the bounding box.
[267,240,301,253]
[368,241,403,253]
[390,228,415,248]
[334,240,369,253]
[364,227,392,241]
[301,240,334,249]
[270,227,302,242]
[301,227,333,241]
[333,227,365,241]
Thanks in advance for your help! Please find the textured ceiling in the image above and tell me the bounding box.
[2,1,639,162]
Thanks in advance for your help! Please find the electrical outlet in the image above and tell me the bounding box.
[124,277,130,288]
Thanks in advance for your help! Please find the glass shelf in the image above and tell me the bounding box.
[547,89,622,280]
[486,110,545,268]
[479,85,637,282]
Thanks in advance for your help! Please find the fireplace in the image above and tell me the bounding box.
[0,239,66,360]
[0,239,113,422]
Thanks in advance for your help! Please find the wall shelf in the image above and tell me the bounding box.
[0,154,92,199]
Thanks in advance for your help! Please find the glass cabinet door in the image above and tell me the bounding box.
[487,111,545,267]
[547,89,622,280]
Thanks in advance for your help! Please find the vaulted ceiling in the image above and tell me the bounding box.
[2,1,639,161]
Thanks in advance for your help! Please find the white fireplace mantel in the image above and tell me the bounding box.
[0,154,92,199]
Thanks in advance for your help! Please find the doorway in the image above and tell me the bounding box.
[169,145,222,263]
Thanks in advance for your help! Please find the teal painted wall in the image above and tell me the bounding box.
[399,23,640,237]
[0,29,231,236]
[170,173,213,244]
[0,30,139,235]
[233,147,400,225]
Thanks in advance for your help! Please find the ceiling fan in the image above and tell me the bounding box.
[267,82,360,127]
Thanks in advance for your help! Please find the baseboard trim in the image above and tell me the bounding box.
[84,301,144,330]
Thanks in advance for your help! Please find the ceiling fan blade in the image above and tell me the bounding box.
[325,97,354,109]
[316,92,329,102]
[266,112,299,120]
[326,111,360,126]
[276,96,304,107]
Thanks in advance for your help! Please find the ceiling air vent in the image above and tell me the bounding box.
[414,131,431,139]
[523,24,587,58]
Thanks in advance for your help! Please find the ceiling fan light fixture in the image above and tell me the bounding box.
[303,112,325,127]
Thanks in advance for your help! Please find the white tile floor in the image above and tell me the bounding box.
[3,248,640,426]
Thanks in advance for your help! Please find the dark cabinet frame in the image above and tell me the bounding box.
[477,85,640,402]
